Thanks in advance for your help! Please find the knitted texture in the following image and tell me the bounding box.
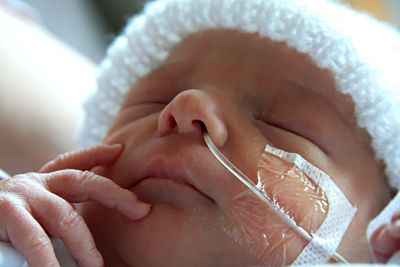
[80,0,400,190]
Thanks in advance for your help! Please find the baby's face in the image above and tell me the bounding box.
[80,30,391,266]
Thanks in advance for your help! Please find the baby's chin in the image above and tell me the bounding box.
[80,184,315,266]
[80,199,261,266]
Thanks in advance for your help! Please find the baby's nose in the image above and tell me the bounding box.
[157,89,228,147]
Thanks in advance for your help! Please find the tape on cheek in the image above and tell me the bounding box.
[257,151,329,233]
[222,145,356,265]
[272,144,358,265]
[222,149,329,265]
[223,190,305,266]
[265,145,357,265]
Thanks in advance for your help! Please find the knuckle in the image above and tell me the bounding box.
[25,234,52,257]
[14,172,41,182]
[0,196,18,215]
[49,169,82,186]
[58,208,84,231]
[107,186,127,210]
[80,239,104,266]
[3,175,41,195]
[112,185,126,196]
[83,239,101,258]
[79,170,98,185]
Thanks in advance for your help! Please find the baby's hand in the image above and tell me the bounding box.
[370,211,400,263]
[0,144,151,267]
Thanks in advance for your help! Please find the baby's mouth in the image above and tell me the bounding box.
[131,176,214,207]
[128,156,216,207]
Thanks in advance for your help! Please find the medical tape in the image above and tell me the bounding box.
[265,145,357,265]
[203,131,356,264]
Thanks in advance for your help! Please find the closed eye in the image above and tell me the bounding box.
[254,117,329,155]
[255,117,311,142]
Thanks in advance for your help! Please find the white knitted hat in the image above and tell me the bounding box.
[80,0,400,189]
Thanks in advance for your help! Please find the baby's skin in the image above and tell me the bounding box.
[0,29,397,266]
[0,144,151,267]
[79,29,392,266]
[370,212,400,262]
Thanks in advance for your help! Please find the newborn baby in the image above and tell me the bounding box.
[1,0,400,266]
[78,30,392,265]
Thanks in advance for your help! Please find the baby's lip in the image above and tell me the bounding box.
[128,139,240,208]
[135,156,215,203]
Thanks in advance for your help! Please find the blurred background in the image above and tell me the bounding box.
[21,0,148,62]
[15,0,400,63]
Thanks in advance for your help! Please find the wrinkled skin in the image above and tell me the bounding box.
[80,30,392,266]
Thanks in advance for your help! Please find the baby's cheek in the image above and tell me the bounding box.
[222,153,328,265]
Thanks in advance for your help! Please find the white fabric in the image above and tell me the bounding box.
[0,242,28,267]
[265,145,356,265]
[80,0,400,191]
[0,239,77,267]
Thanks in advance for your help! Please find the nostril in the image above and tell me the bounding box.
[158,106,178,136]
[196,120,227,148]
[157,90,228,147]
[190,120,206,135]
[196,120,207,133]
[167,114,177,131]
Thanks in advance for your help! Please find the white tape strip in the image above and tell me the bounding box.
[265,145,357,265]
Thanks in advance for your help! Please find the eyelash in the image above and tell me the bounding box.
[255,117,318,146]
[257,118,298,136]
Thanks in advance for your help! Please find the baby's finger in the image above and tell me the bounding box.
[44,170,150,220]
[371,224,400,262]
[0,200,59,267]
[30,192,103,267]
[39,144,124,173]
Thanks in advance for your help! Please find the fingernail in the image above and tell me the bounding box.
[394,219,400,229]
[125,200,151,220]
[136,201,152,214]
[389,219,400,238]
[389,219,400,231]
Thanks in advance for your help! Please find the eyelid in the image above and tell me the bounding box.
[254,117,298,136]
[254,117,329,155]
